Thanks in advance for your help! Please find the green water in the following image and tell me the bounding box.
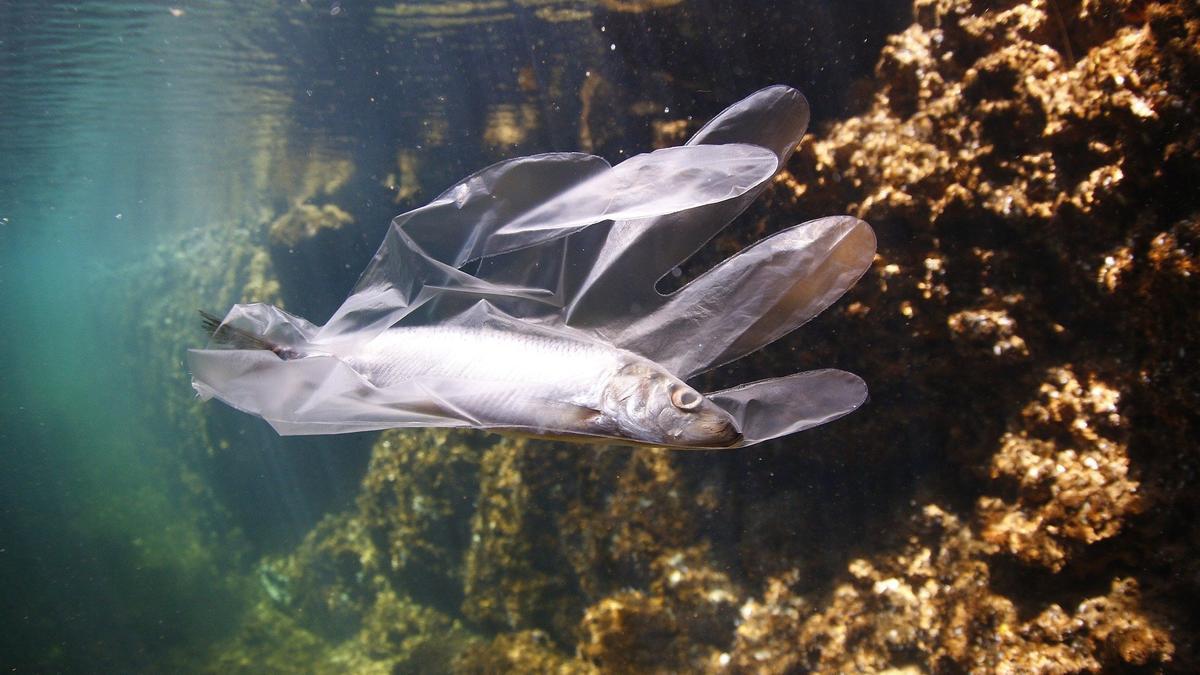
[0,3,292,668]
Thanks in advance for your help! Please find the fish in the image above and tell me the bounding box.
[201,311,741,448]
[189,85,876,449]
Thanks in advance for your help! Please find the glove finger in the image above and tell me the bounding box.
[564,85,811,326]
[708,369,868,446]
[612,216,875,378]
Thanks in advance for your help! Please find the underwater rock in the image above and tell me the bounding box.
[977,367,1141,571]
[791,0,1197,243]
[359,429,483,611]
[559,449,709,598]
[453,629,596,674]
[577,73,624,154]
[576,547,744,667]
[481,103,541,155]
[210,502,475,673]
[599,0,684,11]
[577,546,743,671]
[255,142,355,212]
[240,247,283,305]
[728,505,1174,673]
[461,438,586,642]
[354,587,477,672]
[773,0,1200,665]
[646,547,743,649]
[267,203,354,249]
[263,512,383,640]
[200,590,473,675]
[385,149,424,204]
[459,441,740,650]
[198,602,332,674]
[947,307,1030,360]
[579,590,679,671]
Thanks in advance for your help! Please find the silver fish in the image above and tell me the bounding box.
[203,315,741,448]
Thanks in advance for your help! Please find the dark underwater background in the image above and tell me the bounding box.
[1,0,1197,672]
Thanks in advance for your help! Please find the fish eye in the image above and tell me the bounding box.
[670,385,702,411]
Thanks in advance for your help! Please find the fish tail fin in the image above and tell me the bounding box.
[199,310,300,360]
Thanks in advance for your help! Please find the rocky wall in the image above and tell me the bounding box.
[207,0,1198,672]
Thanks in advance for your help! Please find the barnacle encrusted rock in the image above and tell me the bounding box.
[728,506,1174,673]
[577,546,743,672]
[977,367,1141,571]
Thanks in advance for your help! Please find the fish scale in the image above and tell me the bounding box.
[340,325,622,407]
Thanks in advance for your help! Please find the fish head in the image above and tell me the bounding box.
[602,362,742,449]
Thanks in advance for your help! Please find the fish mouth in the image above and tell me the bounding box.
[688,417,743,448]
[713,425,744,448]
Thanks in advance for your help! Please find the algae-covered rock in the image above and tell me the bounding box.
[558,448,711,598]
[354,587,478,673]
[209,503,475,673]
[198,601,334,675]
[198,591,475,675]
[764,0,1200,663]
[599,0,684,11]
[482,103,540,152]
[266,511,383,640]
[267,203,354,248]
[453,630,595,675]
[461,438,587,641]
[579,590,678,670]
[358,429,484,610]
[578,546,743,672]
[728,506,1174,673]
[977,367,1142,571]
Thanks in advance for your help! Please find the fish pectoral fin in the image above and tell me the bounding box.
[568,403,604,424]
[537,400,608,434]
[494,403,617,445]
[540,398,600,421]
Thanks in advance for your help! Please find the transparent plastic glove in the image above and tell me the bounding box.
[317,143,777,344]
[190,85,875,447]
[708,370,868,446]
